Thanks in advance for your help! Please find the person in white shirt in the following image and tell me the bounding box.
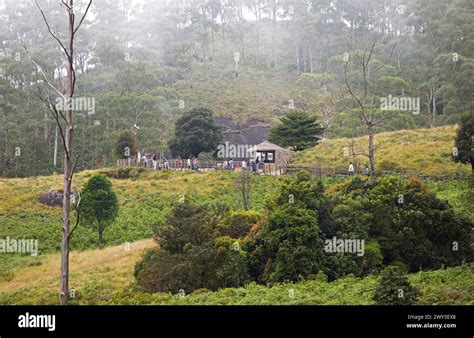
[348,162,355,175]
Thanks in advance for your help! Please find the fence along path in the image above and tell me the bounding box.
[116,159,469,181]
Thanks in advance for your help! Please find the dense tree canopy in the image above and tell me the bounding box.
[373,265,420,305]
[80,174,119,243]
[269,111,323,151]
[134,172,473,294]
[0,0,472,178]
[115,130,135,159]
[453,112,474,170]
[168,108,223,158]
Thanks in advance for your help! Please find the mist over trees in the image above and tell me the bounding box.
[0,0,473,177]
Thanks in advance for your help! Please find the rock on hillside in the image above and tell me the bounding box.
[38,189,78,207]
[216,117,271,145]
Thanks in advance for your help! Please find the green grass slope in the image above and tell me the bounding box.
[293,125,470,176]
[0,147,472,305]
[0,170,282,275]
[176,63,296,122]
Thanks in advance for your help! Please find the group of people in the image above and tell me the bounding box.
[140,154,170,170]
[222,157,266,172]
[138,153,371,176]
[137,154,271,172]
[138,155,200,171]
[348,162,372,176]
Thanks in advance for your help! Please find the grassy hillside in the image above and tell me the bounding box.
[176,63,295,122]
[0,238,471,305]
[1,167,469,266]
[0,146,472,305]
[0,170,284,278]
[0,170,281,254]
[0,167,470,270]
[293,125,470,176]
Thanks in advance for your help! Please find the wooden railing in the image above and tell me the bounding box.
[116,159,469,180]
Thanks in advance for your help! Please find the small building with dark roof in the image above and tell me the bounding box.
[252,140,295,167]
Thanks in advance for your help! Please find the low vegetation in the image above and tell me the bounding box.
[0,238,471,305]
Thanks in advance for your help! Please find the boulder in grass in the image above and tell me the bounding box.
[38,189,77,207]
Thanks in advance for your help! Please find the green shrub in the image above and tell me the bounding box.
[80,174,119,243]
[360,242,383,275]
[137,203,250,293]
[215,236,251,288]
[329,176,473,272]
[217,210,259,238]
[153,202,213,254]
[246,204,324,284]
[134,248,188,293]
[99,167,144,179]
[373,265,421,305]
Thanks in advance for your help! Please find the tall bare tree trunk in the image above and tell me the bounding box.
[44,112,49,143]
[211,27,215,59]
[255,5,260,64]
[344,41,396,173]
[34,0,91,305]
[53,125,58,167]
[60,0,75,305]
[271,2,277,68]
[203,28,208,61]
[368,124,375,171]
[239,0,244,64]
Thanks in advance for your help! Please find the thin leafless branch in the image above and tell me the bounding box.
[73,0,93,35]
[373,113,398,126]
[34,0,70,58]
[69,190,81,239]
[23,45,64,99]
[373,43,396,74]
[33,88,70,160]
[69,155,80,181]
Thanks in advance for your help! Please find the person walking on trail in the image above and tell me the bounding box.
[348,162,355,175]
[142,155,148,169]
[163,156,169,170]
[223,159,228,170]
[152,154,157,171]
[364,164,371,176]
[187,158,191,170]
